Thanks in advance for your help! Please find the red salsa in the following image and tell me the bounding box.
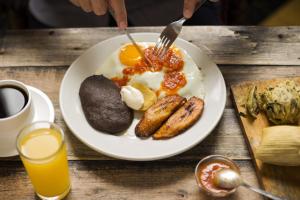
[143,47,184,72]
[122,64,149,76]
[197,161,232,194]
[161,71,187,95]
[112,46,186,95]
[111,76,130,87]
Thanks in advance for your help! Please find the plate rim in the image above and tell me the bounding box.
[59,32,226,161]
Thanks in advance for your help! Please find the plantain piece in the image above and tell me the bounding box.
[135,95,186,137]
[153,97,204,140]
[256,126,300,166]
[246,86,260,119]
[131,82,157,111]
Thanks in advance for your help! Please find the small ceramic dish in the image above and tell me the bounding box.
[195,155,240,197]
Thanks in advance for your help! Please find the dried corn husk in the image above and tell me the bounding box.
[256,126,300,166]
[246,86,260,118]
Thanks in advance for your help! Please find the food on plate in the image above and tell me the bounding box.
[131,82,157,111]
[96,43,204,99]
[255,126,300,166]
[153,97,204,139]
[119,44,143,67]
[120,83,157,111]
[79,75,133,134]
[135,95,186,137]
[87,43,206,139]
[120,85,144,110]
[135,95,205,139]
[246,80,300,124]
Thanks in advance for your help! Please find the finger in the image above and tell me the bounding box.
[70,0,80,7]
[109,0,127,29]
[90,0,107,15]
[183,0,199,18]
[78,0,92,12]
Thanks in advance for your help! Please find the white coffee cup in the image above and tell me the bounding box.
[0,80,34,157]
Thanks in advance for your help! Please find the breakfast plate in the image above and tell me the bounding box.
[59,33,226,161]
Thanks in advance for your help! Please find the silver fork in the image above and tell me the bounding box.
[153,0,207,57]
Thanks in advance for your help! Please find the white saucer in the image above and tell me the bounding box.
[27,86,55,124]
[0,86,55,157]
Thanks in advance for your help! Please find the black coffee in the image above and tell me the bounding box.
[0,85,28,118]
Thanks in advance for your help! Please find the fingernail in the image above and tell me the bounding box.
[183,9,192,19]
[119,21,127,30]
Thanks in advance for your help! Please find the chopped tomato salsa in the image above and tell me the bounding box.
[112,46,186,95]
[161,71,187,95]
[111,76,130,87]
[143,47,184,72]
[197,162,232,194]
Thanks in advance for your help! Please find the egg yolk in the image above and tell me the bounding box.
[119,44,142,66]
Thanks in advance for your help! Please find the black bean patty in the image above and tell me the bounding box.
[79,75,133,134]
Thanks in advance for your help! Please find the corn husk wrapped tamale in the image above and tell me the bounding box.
[256,126,300,166]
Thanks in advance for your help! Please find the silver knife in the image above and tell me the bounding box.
[123,29,153,66]
[108,6,152,66]
[124,30,144,58]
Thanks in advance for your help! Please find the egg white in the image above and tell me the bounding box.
[96,42,204,99]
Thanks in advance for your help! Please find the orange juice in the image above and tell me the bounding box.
[17,123,71,199]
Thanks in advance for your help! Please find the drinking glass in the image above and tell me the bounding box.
[16,121,71,199]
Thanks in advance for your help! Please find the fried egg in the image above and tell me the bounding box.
[119,44,142,66]
[96,42,204,98]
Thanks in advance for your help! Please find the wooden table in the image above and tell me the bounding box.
[0,26,299,200]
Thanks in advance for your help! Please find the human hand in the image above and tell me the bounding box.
[70,0,127,29]
[183,0,201,19]
[183,0,218,18]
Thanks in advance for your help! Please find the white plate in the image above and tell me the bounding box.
[0,86,55,157]
[59,33,226,161]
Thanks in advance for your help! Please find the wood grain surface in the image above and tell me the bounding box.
[231,78,300,200]
[0,160,262,200]
[0,26,299,200]
[1,26,300,67]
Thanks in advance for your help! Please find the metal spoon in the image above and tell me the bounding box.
[214,169,286,200]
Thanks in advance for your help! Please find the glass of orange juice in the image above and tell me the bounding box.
[16,121,71,199]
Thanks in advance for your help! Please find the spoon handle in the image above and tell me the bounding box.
[242,183,286,200]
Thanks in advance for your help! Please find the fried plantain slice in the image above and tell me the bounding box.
[153,97,204,139]
[135,95,186,137]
